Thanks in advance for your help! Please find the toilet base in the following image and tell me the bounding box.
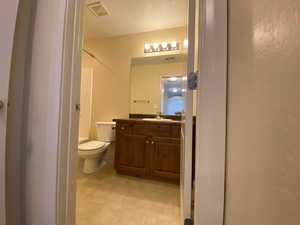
[82,151,108,174]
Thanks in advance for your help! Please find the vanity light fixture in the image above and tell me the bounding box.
[144,41,180,53]
[144,43,151,53]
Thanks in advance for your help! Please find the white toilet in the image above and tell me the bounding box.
[78,122,116,174]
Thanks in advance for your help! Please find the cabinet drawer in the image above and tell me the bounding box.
[116,123,132,134]
[132,124,171,137]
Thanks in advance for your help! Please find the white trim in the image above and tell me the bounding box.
[56,0,83,225]
[194,0,228,225]
[181,0,196,223]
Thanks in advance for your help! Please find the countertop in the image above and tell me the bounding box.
[113,118,182,125]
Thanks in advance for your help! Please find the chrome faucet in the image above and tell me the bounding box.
[156,111,162,119]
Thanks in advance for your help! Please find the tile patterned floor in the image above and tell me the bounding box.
[76,153,180,225]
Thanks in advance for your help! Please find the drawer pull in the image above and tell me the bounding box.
[121,127,125,130]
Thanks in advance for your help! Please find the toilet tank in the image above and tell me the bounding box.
[96,122,116,142]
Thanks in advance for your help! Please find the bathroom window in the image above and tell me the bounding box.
[161,76,185,115]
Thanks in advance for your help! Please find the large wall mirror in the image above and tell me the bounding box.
[130,54,187,115]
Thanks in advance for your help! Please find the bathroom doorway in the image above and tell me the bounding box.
[1,0,227,224]
[74,0,194,225]
[55,0,228,224]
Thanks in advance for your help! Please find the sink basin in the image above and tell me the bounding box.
[142,118,174,122]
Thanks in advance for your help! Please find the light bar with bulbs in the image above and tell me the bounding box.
[144,40,188,53]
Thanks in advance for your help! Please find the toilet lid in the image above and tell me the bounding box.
[78,141,106,151]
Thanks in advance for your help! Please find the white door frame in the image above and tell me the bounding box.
[56,0,83,225]
[181,0,196,222]
[194,0,228,225]
[0,1,20,225]
[56,1,228,225]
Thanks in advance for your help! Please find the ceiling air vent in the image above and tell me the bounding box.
[87,1,110,17]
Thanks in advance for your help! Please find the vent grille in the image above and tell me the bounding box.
[87,1,110,17]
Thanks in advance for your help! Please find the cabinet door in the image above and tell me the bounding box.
[116,134,147,176]
[150,138,180,182]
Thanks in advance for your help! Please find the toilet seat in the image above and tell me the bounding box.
[78,141,106,151]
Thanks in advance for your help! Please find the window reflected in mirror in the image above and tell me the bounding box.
[161,76,185,115]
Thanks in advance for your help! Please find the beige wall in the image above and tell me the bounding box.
[130,62,186,114]
[83,27,186,138]
[226,1,300,225]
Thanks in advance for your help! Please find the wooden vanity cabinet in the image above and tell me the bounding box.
[149,137,180,181]
[114,119,181,183]
[117,133,148,177]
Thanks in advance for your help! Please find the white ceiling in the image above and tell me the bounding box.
[83,0,187,39]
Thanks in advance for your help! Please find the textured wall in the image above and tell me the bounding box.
[226,1,300,224]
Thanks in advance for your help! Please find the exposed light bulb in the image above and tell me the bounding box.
[172,88,178,93]
[182,76,187,81]
[144,43,151,51]
[182,89,187,92]
[161,42,168,49]
[171,41,177,49]
[183,39,188,48]
[153,43,159,51]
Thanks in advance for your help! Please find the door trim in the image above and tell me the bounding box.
[56,0,83,225]
[0,1,20,225]
[194,0,228,225]
[181,0,196,222]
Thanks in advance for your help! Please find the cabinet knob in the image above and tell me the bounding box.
[151,141,155,145]
[121,127,125,130]
[145,140,150,144]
